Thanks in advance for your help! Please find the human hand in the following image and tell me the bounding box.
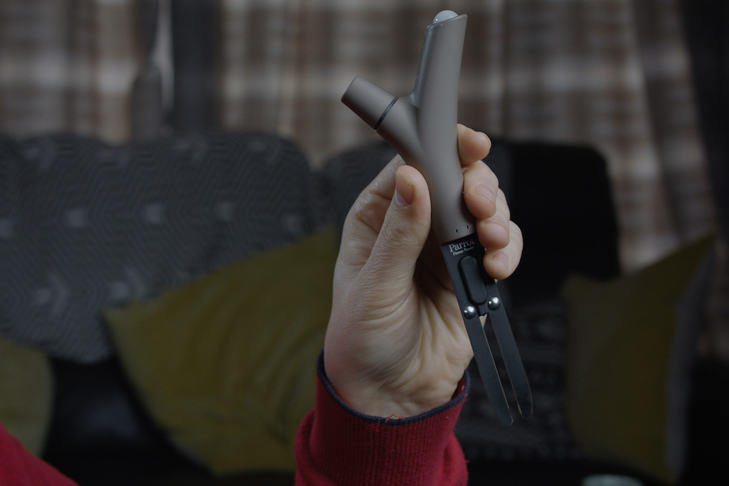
[323,125,523,418]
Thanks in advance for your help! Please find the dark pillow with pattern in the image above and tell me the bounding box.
[0,132,320,362]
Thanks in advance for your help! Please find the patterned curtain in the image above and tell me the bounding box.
[0,0,140,142]
[0,0,719,273]
[217,0,715,273]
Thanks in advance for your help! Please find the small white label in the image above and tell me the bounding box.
[447,238,476,256]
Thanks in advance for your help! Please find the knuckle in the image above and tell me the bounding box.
[464,161,498,185]
[464,165,499,206]
[477,219,510,248]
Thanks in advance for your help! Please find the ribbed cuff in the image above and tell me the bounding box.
[295,353,469,486]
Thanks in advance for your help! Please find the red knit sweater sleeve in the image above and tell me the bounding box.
[0,423,77,486]
[294,355,469,486]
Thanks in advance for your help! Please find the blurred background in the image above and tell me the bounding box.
[0,1,727,485]
[1,0,727,270]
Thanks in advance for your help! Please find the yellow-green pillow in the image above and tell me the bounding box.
[562,236,713,482]
[105,227,338,474]
[0,335,53,455]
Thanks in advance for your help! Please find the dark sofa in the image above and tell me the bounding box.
[0,132,722,485]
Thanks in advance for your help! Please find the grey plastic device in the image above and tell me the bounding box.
[342,10,533,424]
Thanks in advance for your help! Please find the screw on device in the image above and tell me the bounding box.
[342,10,533,424]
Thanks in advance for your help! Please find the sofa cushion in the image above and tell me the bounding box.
[0,335,52,456]
[562,235,714,482]
[104,227,338,474]
[0,132,319,362]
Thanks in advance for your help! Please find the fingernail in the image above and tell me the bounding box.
[395,181,414,207]
[477,183,496,202]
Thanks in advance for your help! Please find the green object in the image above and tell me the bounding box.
[0,335,53,456]
[562,235,713,483]
[105,228,338,474]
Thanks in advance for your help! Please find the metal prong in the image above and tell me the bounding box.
[485,288,533,418]
[464,315,513,425]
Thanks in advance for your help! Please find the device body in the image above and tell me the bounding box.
[342,12,469,243]
[342,11,533,424]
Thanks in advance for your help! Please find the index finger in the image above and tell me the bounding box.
[457,124,492,167]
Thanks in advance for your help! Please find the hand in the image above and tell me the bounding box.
[323,125,523,418]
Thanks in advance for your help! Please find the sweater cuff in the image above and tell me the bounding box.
[295,353,469,486]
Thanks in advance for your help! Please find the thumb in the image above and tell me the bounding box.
[362,165,431,286]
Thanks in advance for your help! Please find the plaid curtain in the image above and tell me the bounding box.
[0,0,141,142]
[217,0,715,273]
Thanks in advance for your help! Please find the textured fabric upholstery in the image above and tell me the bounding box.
[0,132,318,362]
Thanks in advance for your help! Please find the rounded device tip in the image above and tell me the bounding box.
[341,77,396,129]
[432,10,458,24]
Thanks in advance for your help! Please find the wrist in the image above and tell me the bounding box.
[336,384,457,418]
[322,354,467,418]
